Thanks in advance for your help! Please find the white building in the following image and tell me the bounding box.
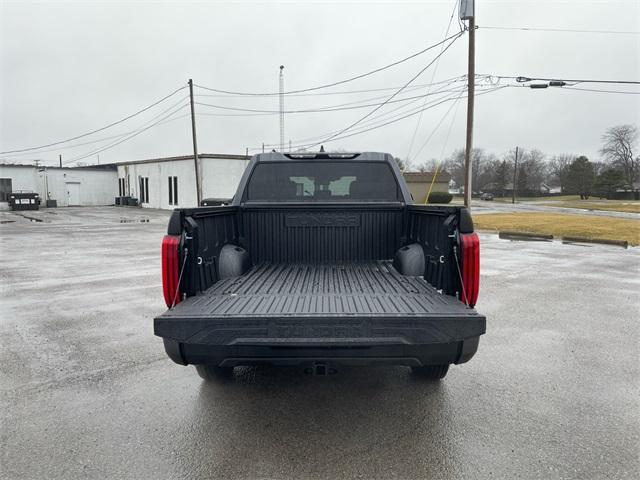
[0,164,118,208]
[114,154,250,210]
[0,153,250,211]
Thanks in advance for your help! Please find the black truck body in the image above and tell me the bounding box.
[155,152,484,378]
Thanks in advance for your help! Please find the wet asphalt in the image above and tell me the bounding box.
[1,207,638,479]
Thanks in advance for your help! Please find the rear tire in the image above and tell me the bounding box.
[411,364,449,380]
[195,364,234,382]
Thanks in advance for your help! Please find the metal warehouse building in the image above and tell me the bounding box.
[0,164,118,208]
[403,171,452,204]
[115,153,250,210]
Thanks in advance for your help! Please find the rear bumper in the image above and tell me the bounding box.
[155,314,485,368]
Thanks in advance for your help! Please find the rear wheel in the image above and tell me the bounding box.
[195,364,234,382]
[411,364,449,380]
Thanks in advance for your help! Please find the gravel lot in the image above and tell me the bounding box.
[1,206,638,480]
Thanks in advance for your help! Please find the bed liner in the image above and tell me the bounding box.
[164,261,476,318]
[155,262,485,347]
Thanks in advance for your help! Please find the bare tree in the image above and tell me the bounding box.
[445,148,488,193]
[394,156,408,171]
[521,149,547,193]
[415,158,439,173]
[549,154,575,192]
[445,149,465,187]
[600,125,639,188]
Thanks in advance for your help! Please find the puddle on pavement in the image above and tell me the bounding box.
[498,232,552,242]
[562,242,593,248]
[15,214,46,223]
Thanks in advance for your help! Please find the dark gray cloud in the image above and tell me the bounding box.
[1,0,638,167]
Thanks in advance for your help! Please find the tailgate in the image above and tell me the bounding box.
[154,262,485,346]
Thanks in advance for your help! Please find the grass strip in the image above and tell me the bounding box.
[474,212,640,247]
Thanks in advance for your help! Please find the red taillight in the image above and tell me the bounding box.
[162,235,181,307]
[460,232,480,307]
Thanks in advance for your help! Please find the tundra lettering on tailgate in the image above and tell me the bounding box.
[285,213,360,227]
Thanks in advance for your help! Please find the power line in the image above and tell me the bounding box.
[195,87,455,121]
[256,82,499,148]
[406,0,458,162]
[305,31,465,150]
[555,86,640,95]
[252,91,464,150]
[479,25,640,35]
[271,93,466,152]
[1,97,190,159]
[0,86,187,155]
[193,84,473,115]
[288,86,503,152]
[511,76,640,85]
[0,113,192,165]
[193,75,469,98]
[253,85,505,152]
[258,88,462,147]
[195,76,470,117]
[422,90,464,203]
[66,104,188,165]
[65,101,190,165]
[412,88,465,160]
[193,31,464,97]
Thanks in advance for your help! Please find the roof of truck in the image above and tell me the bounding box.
[254,151,391,162]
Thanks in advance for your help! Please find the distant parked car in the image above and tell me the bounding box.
[480,192,494,201]
[9,191,40,211]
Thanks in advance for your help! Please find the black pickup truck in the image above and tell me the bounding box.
[155,152,484,381]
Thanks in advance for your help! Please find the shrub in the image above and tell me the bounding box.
[427,192,453,204]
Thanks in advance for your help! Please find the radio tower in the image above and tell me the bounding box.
[279,65,285,152]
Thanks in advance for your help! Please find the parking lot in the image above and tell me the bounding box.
[1,206,638,479]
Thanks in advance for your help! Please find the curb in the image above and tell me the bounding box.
[498,231,553,241]
[562,236,629,248]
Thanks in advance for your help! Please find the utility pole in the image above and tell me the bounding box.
[279,65,285,152]
[512,146,519,204]
[461,0,475,209]
[59,154,62,168]
[188,79,202,205]
[43,167,50,200]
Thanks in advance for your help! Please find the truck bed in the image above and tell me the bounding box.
[155,262,485,347]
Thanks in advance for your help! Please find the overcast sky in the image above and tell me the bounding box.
[1,0,638,167]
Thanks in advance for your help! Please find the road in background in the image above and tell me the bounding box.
[1,207,638,479]
[470,199,640,219]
